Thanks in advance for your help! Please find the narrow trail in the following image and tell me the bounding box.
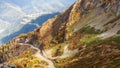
[19,43,79,68]
[32,46,55,68]
[19,43,55,68]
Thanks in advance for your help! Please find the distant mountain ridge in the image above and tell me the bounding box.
[0,0,76,44]
[1,12,59,44]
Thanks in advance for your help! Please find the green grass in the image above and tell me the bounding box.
[76,26,104,46]
[78,34,102,46]
[117,30,120,34]
[111,36,120,43]
[81,26,103,34]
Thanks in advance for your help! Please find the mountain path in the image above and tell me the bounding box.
[32,46,55,68]
[18,43,79,68]
[19,43,55,68]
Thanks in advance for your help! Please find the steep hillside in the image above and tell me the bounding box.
[0,0,120,68]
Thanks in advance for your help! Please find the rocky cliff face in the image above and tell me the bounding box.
[0,0,120,68]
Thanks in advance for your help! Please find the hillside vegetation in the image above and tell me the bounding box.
[0,0,120,68]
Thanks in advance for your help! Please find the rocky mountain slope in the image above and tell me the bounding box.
[0,0,120,68]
